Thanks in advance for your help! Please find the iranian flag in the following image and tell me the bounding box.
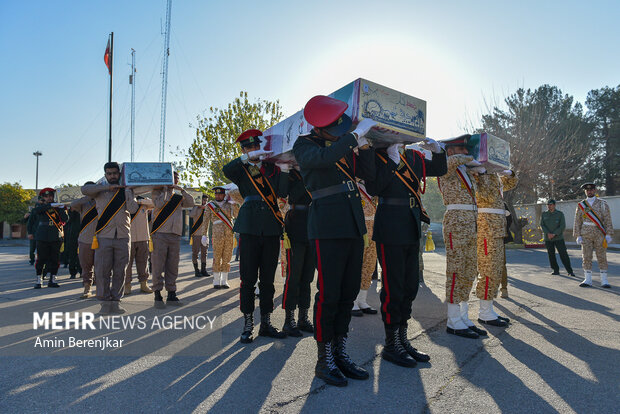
[104,38,111,74]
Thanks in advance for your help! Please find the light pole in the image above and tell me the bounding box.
[33,151,42,191]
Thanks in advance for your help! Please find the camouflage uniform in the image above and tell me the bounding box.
[474,172,518,300]
[574,198,613,271]
[360,193,378,290]
[439,154,478,304]
[203,200,238,273]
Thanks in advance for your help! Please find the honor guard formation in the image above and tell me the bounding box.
[26,95,614,388]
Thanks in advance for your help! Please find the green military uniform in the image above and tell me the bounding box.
[540,205,574,276]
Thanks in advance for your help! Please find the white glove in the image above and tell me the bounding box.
[498,169,513,176]
[356,135,370,148]
[276,162,290,173]
[419,137,442,153]
[246,149,273,161]
[470,166,486,175]
[201,235,209,247]
[293,164,301,171]
[387,143,402,164]
[466,160,482,167]
[353,118,378,138]
[606,235,612,243]
[576,236,583,245]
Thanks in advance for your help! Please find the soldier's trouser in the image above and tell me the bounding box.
[312,237,363,342]
[212,231,234,272]
[581,232,607,271]
[78,242,95,285]
[546,239,573,273]
[377,242,420,326]
[191,235,207,264]
[125,241,150,283]
[282,241,316,310]
[239,233,280,315]
[35,240,61,276]
[29,239,36,262]
[361,224,376,290]
[94,237,129,301]
[151,232,180,292]
[501,247,508,290]
[444,226,478,304]
[475,236,504,300]
[66,241,80,276]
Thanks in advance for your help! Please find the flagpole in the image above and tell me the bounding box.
[108,32,114,163]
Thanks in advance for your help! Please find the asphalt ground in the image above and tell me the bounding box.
[0,241,618,414]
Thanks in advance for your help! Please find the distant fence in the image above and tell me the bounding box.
[514,195,620,244]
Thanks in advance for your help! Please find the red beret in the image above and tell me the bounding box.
[236,129,263,146]
[304,95,348,128]
[39,187,55,196]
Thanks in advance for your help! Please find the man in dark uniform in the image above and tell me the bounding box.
[369,141,447,367]
[293,95,377,387]
[281,166,315,337]
[223,128,289,343]
[26,197,43,265]
[65,208,81,279]
[29,188,68,289]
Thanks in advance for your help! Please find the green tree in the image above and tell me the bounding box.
[585,85,620,196]
[0,183,36,225]
[180,91,283,191]
[420,177,445,223]
[479,85,592,204]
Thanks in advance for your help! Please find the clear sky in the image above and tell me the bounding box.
[1,0,618,189]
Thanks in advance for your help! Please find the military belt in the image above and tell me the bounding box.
[244,195,263,202]
[378,197,418,208]
[583,222,596,226]
[446,204,476,211]
[311,181,355,200]
[477,208,506,215]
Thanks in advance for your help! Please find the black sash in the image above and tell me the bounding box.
[190,209,204,236]
[94,189,126,234]
[79,205,98,234]
[151,193,183,234]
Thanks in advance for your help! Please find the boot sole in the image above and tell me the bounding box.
[382,350,417,367]
[478,318,508,327]
[283,329,303,337]
[240,335,253,344]
[315,372,348,387]
[166,301,183,307]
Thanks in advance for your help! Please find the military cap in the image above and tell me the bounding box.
[236,129,263,147]
[212,186,226,195]
[581,182,596,190]
[547,199,556,205]
[304,95,352,137]
[39,187,55,197]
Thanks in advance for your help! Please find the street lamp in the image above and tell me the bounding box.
[33,151,42,191]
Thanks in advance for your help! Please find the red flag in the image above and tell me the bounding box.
[104,38,111,74]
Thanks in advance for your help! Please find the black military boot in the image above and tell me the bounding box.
[240,313,254,344]
[315,341,347,387]
[332,335,369,379]
[258,313,287,338]
[297,308,314,333]
[193,262,203,278]
[154,290,166,309]
[399,324,430,362]
[382,325,417,367]
[70,273,77,279]
[282,309,303,337]
[166,290,183,306]
[200,262,210,277]
[47,274,60,288]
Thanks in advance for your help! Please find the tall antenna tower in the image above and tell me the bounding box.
[158,0,172,162]
[130,48,136,162]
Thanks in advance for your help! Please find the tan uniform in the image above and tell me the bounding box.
[439,155,478,304]
[70,196,97,286]
[574,198,614,271]
[473,172,518,300]
[360,193,377,290]
[126,199,153,283]
[80,185,138,301]
[203,200,238,273]
[151,188,194,291]
[190,205,208,264]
